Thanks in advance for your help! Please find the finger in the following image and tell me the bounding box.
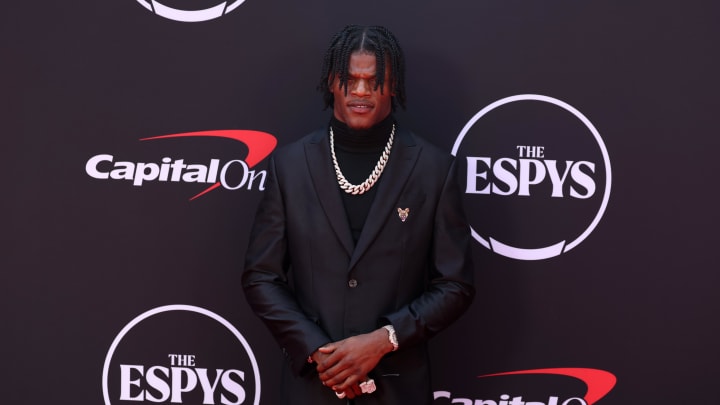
[331,384,357,400]
[318,346,335,354]
[344,388,358,399]
[324,359,366,387]
[330,371,364,393]
[349,383,363,396]
[314,353,339,373]
[324,368,354,390]
[318,360,347,384]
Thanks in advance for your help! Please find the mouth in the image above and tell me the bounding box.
[347,101,374,113]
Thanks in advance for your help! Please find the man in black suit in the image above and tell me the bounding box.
[242,25,475,404]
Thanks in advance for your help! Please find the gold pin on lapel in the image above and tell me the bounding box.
[397,208,409,222]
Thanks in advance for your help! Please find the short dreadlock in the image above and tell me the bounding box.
[318,25,407,111]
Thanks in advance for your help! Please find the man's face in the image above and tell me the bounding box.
[331,51,394,130]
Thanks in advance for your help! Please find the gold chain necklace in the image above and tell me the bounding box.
[329,124,395,195]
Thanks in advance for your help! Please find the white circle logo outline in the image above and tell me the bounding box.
[102,304,261,405]
[135,0,247,22]
[451,94,612,261]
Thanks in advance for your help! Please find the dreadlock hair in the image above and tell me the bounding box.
[318,25,407,111]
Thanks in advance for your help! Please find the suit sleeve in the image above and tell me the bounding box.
[383,158,475,349]
[241,155,331,375]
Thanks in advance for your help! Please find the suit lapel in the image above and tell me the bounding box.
[349,128,421,270]
[304,128,355,256]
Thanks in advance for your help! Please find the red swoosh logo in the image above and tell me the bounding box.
[479,368,616,405]
[140,130,277,200]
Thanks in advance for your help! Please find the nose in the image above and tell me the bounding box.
[351,79,371,96]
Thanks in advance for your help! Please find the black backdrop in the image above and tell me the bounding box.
[2,1,719,404]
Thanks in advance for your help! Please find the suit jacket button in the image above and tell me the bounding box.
[348,279,358,288]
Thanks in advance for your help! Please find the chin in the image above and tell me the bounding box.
[345,117,375,130]
[347,123,372,130]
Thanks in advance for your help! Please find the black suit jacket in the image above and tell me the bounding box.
[242,126,475,404]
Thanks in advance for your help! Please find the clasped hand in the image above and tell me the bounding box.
[311,328,391,399]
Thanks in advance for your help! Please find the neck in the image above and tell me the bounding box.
[330,115,395,150]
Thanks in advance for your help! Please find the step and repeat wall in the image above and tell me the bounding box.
[3,1,718,404]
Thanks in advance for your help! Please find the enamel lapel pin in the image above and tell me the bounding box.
[397,208,409,222]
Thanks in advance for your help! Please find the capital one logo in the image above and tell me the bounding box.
[135,0,248,22]
[85,129,276,201]
[452,95,611,261]
[435,367,617,405]
[102,305,261,405]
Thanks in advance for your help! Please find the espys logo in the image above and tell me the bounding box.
[435,367,616,405]
[102,305,261,405]
[452,95,611,261]
[135,0,248,22]
[85,130,277,201]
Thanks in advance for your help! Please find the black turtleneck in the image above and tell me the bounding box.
[330,114,395,244]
